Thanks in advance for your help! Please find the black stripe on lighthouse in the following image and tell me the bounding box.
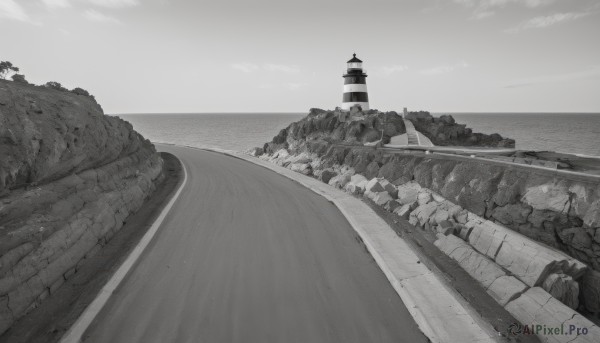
[343,92,369,102]
[344,76,366,85]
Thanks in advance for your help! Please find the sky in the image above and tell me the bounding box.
[1,0,599,114]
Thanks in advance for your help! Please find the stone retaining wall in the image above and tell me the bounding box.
[254,147,600,341]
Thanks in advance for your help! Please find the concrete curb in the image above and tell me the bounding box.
[59,158,189,343]
[197,147,499,343]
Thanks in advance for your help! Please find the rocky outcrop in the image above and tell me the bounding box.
[406,111,515,147]
[262,108,514,155]
[0,81,155,196]
[0,80,164,334]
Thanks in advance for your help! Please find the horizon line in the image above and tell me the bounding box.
[113,111,600,115]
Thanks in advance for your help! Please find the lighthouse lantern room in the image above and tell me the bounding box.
[342,53,369,111]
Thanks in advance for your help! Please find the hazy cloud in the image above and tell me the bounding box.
[421,62,469,75]
[381,65,409,75]
[83,9,120,23]
[472,11,494,19]
[232,63,300,74]
[285,82,308,90]
[505,66,600,88]
[455,0,555,19]
[42,0,71,8]
[455,0,554,8]
[88,0,140,8]
[506,12,590,32]
[231,62,259,73]
[264,64,300,74]
[0,0,32,22]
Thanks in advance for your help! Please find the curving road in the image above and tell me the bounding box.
[82,145,427,343]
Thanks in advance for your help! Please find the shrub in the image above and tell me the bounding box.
[71,87,90,96]
[11,74,28,84]
[44,81,67,92]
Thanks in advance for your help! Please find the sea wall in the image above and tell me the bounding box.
[325,146,600,268]
[0,80,164,334]
[257,147,600,341]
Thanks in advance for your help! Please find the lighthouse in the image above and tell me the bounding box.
[342,53,369,111]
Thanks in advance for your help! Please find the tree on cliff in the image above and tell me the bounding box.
[71,87,90,96]
[11,74,28,84]
[0,61,19,79]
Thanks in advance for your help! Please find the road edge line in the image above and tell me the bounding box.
[59,157,189,343]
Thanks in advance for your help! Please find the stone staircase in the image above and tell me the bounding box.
[403,119,419,145]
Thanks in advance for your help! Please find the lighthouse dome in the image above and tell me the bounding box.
[347,53,363,70]
[347,53,362,63]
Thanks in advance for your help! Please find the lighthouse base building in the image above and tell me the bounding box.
[342,53,369,111]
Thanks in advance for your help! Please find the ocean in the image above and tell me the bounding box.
[118,113,600,157]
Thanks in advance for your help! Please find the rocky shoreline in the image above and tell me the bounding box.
[0,80,166,335]
[253,108,600,342]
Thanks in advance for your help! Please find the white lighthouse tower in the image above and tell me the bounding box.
[342,53,369,111]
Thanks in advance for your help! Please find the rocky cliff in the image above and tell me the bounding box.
[262,108,514,155]
[0,80,164,334]
[254,108,600,319]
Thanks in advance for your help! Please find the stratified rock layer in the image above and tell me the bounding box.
[0,80,164,334]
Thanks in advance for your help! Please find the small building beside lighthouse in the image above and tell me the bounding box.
[342,53,369,111]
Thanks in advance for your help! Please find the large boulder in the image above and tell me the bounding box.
[417,191,432,206]
[505,287,600,343]
[394,204,412,219]
[521,182,571,214]
[582,270,600,313]
[486,276,529,306]
[365,178,385,193]
[541,273,579,309]
[409,201,439,227]
[396,181,421,205]
[382,181,398,198]
[491,203,532,226]
[328,171,353,189]
[248,147,264,156]
[385,200,402,212]
[583,199,600,228]
[289,163,311,175]
[320,169,337,184]
[372,192,393,207]
[469,221,587,287]
[344,174,368,195]
[434,234,527,306]
[364,161,380,179]
[435,235,506,288]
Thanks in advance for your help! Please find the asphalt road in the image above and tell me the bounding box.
[82,145,428,343]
